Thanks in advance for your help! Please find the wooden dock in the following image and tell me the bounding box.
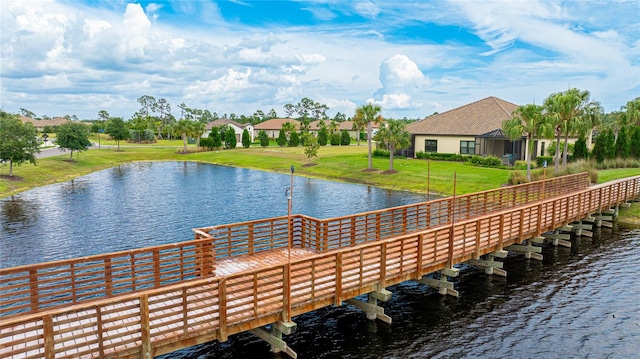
[1,173,638,358]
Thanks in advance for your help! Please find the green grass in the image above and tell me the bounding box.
[1,144,638,199]
[597,168,640,183]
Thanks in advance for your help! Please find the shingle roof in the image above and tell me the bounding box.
[205,118,246,130]
[20,116,72,128]
[253,118,300,130]
[406,96,518,136]
[308,119,380,131]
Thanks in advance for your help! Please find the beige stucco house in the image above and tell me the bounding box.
[406,96,560,163]
[204,119,254,142]
[253,118,300,138]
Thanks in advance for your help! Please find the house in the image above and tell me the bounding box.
[19,116,71,132]
[308,119,380,140]
[204,119,254,142]
[253,118,300,138]
[406,96,558,163]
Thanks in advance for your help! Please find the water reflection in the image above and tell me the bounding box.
[0,162,425,268]
[1,196,39,233]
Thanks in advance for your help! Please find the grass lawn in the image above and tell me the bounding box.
[1,144,638,199]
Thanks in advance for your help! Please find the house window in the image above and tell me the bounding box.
[425,140,437,152]
[540,142,546,156]
[460,140,475,154]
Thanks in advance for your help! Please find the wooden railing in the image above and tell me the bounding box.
[0,173,590,320]
[0,236,216,318]
[0,175,637,359]
[200,172,590,255]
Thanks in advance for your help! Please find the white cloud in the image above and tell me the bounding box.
[353,1,381,19]
[371,54,431,112]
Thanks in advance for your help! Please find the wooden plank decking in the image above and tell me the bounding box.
[1,173,638,358]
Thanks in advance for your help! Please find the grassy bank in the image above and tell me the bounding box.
[1,145,638,199]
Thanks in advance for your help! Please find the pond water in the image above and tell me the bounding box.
[1,162,638,358]
[0,162,425,268]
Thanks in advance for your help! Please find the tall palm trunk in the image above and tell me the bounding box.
[526,134,533,181]
[389,144,395,171]
[367,121,373,170]
[182,133,187,153]
[554,130,561,174]
[562,131,570,170]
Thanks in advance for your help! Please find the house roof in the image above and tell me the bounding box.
[253,118,300,130]
[406,96,518,136]
[308,119,379,131]
[205,118,248,130]
[20,116,72,128]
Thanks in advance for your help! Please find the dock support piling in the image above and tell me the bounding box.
[345,288,393,324]
[506,238,543,260]
[417,267,460,297]
[467,250,507,277]
[250,321,298,358]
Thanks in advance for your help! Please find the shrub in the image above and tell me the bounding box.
[318,127,328,146]
[630,126,640,159]
[340,130,351,146]
[469,155,502,167]
[143,129,155,142]
[224,127,236,149]
[373,149,390,158]
[330,132,341,146]
[573,135,589,160]
[507,171,528,185]
[536,156,554,168]
[258,130,269,147]
[513,160,528,170]
[200,137,215,150]
[415,152,469,162]
[241,128,251,148]
[277,128,287,147]
[209,127,222,148]
[288,131,300,147]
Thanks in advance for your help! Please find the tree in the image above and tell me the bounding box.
[174,119,192,153]
[573,135,588,160]
[137,95,156,118]
[209,127,223,148]
[0,112,40,176]
[615,125,629,159]
[355,102,384,171]
[192,121,206,150]
[630,126,640,159]
[105,117,128,150]
[604,128,616,160]
[317,124,328,146]
[502,104,546,180]
[330,131,341,146]
[351,111,367,145]
[277,128,287,147]
[340,130,351,146]
[288,131,300,147]
[543,88,598,172]
[258,130,269,147]
[224,127,237,149]
[19,108,36,118]
[303,133,319,164]
[56,122,91,160]
[373,119,411,172]
[591,132,607,163]
[242,128,251,148]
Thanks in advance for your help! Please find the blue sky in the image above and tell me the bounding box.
[1,0,638,120]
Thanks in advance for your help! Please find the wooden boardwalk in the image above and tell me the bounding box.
[1,173,638,358]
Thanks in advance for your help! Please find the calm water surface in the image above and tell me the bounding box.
[1,162,638,358]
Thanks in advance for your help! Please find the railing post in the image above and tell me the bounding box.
[248,223,254,254]
[43,314,54,359]
[283,264,291,322]
[218,278,227,341]
[97,306,105,356]
[380,242,387,286]
[140,294,151,359]
[334,252,342,306]
[417,233,424,278]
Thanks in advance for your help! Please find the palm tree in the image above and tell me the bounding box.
[192,121,206,150]
[352,110,367,146]
[355,103,384,171]
[174,119,192,153]
[502,104,546,181]
[543,88,596,172]
[373,119,411,173]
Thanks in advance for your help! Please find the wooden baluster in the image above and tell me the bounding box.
[29,268,38,311]
[97,306,105,356]
[218,278,227,341]
[105,258,112,297]
[153,250,160,287]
